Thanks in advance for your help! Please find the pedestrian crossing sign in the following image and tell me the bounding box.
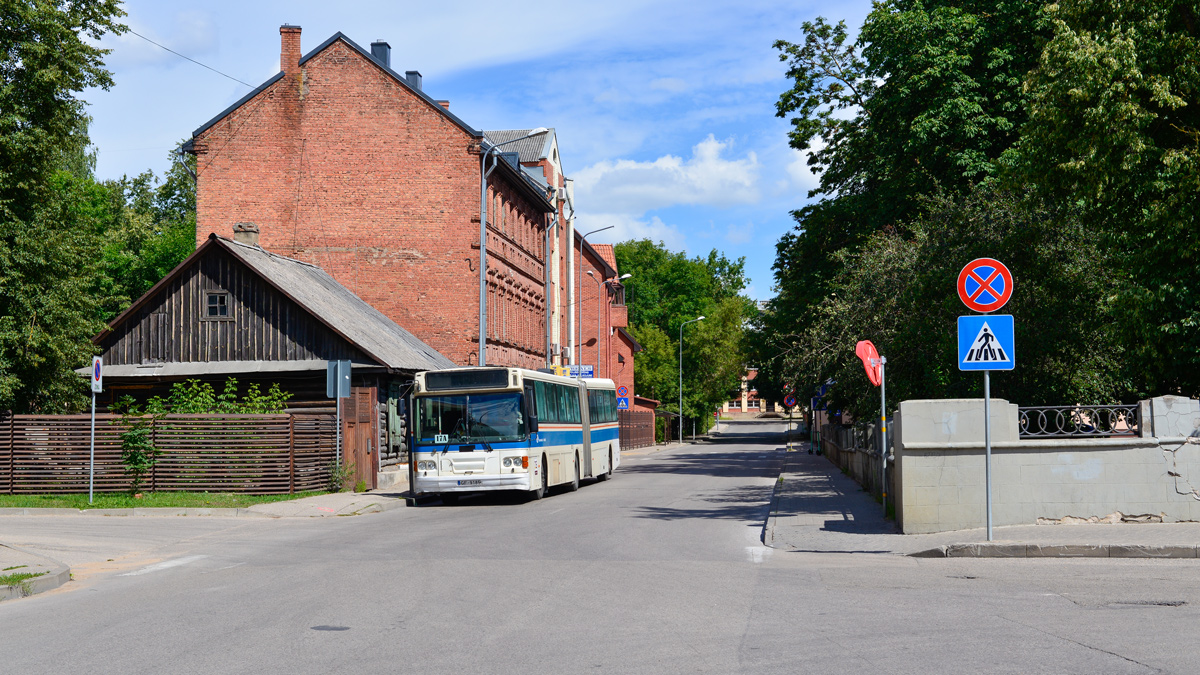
[958,315,1015,371]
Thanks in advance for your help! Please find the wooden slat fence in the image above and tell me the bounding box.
[619,409,655,450]
[0,413,336,494]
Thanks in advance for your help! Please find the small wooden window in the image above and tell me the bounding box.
[205,292,231,320]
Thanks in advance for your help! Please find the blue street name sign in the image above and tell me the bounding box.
[617,397,630,410]
[958,315,1015,371]
[568,365,595,378]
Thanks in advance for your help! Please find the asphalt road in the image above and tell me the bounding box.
[2,420,1199,674]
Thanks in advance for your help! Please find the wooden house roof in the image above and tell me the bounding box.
[92,234,454,375]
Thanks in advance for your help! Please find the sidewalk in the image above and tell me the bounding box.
[766,446,1200,558]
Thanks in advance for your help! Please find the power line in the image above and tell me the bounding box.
[128,29,254,89]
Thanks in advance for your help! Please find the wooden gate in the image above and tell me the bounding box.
[341,386,378,490]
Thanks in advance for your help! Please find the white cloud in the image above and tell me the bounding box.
[785,147,821,193]
[574,135,760,214]
[573,213,686,251]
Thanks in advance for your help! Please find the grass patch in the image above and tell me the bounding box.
[3,565,28,572]
[0,491,328,510]
[1,571,46,586]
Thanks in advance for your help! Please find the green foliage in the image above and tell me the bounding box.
[1008,0,1200,394]
[760,1,1164,418]
[615,239,753,428]
[769,187,1128,417]
[110,379,293,493]
[329,461,356,493]
[0,4,196,414]
[94,146,197,321]
[0,0,126,225]
[111,396,162,494]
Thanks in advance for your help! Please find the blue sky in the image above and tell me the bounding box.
[85,0,873,301]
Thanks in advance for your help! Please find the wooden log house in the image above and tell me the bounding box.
[78,230,455,489]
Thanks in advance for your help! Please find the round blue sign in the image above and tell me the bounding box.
[784,394,796,407]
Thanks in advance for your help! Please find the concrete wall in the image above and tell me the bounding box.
[894,397,1200,534]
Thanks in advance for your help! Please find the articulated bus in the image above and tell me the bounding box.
[410,367,620,502]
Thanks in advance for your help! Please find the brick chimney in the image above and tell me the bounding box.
[233,222,260,246]
[280,25,301,76]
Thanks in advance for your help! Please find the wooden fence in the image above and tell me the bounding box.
[618,409,655,450]
[0,412,336,494]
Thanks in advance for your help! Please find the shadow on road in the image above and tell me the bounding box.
[618,449,783,479]
[631,484,774,524]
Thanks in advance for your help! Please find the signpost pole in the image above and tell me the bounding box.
[880,356,887,519]
[89,356,101,505]
[89,390,96,505]
[984,370,993,541]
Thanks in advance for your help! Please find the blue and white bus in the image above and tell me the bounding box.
[410,367,620,502]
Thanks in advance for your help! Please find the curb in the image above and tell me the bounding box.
[0,507,273,518]
[911,543,1200,558]
[0,545,70,601]
[763,450,804,550]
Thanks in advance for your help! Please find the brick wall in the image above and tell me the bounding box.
[191,27,548,368]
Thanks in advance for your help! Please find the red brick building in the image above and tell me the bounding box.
[185,26,555,368]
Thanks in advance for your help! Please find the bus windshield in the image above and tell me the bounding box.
[415,392,525,445]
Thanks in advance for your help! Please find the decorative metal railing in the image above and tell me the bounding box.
[1018,405,1140,439]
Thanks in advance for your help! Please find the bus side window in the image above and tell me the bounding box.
[524,383,538,432]
[535,381,550,423]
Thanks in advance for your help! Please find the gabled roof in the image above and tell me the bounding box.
[190,32,480,141]
[575,232,618,278]
[617,327,643,353]
[97,235,455,373]
[484,129,555,163]
[591,244,619,274]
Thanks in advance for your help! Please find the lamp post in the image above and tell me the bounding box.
[576,225,612,378]
[678,315,705,442]
[478,127,548,366]
[586,271,602,377]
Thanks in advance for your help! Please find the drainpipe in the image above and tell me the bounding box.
[545,188,558,367]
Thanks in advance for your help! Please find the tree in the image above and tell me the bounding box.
[96,145,197,321]
[0,0,126,224]
[1008,0,1200,395]
[771,3,1046,320]
[0,0,126,412]
[615,240,753,433]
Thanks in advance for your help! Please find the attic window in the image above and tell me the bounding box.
[205,291,230,319]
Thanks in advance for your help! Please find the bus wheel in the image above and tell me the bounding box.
[532,456,548,500]
[568,453,580,492]
[597,448,613,482]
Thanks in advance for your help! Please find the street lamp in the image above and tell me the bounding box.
[478,127,548,366]
[576,225,613,378]
[678,315,705,443]
[586,271,603,376]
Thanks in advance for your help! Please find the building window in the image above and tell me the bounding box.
[205,292,230,319]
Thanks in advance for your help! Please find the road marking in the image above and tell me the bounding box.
[119,555,208,577]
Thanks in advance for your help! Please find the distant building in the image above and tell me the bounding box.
[723,367,782,417]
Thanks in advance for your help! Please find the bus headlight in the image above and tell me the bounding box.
[502,458,512,468]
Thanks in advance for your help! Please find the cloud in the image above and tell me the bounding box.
[573,213,686,251]
[573,135,760,214]
[785,147,821,193]
[105,11,218,69]
[725,221,756,245]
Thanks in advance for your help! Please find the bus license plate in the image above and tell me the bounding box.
[457,480,482,486]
